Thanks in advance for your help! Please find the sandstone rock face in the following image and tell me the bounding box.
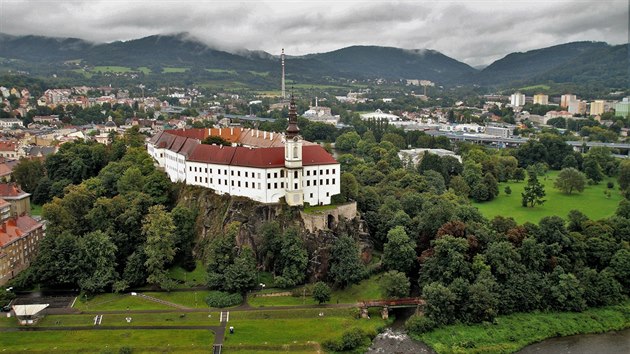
[178,185,372,281]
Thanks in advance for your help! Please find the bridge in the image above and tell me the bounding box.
[358,298,425,320]
[425,130,630,156]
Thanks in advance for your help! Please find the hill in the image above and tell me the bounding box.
[474,41,610,86]
[304,45,477,82]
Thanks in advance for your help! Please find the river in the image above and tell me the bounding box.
[517,328,630,354]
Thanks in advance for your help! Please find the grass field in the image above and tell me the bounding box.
[248,70,269,77]
[416,301,630,354]
[144,290,212,308]
[73,293,173,311]
[93,66,134,73]
[31,203,43,216]
[206,68,237,75]
[163,67,189,73]
[0,329,214,353]
[167,261,207,287]
[224,308,387,352]
[137,66,151,74]
[38,312,221,327]
[473,171,622,224]
[249,275,383,307]
[519,84,551,91]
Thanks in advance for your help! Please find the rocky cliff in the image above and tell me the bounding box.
[176,185,371,280]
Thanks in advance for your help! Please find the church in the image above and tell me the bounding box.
[147,97,340,206]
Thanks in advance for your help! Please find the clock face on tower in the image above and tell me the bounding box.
[293,136,299,142]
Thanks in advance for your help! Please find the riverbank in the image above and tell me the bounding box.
[411,301,630,353]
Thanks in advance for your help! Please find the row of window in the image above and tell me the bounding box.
[188,166,337,180]
[192,175,336,189]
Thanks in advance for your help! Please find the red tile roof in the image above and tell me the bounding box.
[0,141,16,152]
[0,183,28,198]
[0,215,42,247]
[187,144,337,168]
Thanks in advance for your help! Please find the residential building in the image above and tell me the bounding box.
[0,142,18,160]
[148,97,340,206]
[510,92,526,107]
[615,97,630,118]
[590,100,606,116]
[533,94,549,105]
[0,214,45,285]
[485,126,512,138]
[568,100,587,115]
[0,118,24,129]
[360,109,401,121]
[560,94,577,108]
[0,184,31,217]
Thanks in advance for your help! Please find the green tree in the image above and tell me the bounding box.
[312,281,332,304]
[382,226,416,274]
[422,282,457,325]
[449,175,470,197]
[117,166,144,195]
[328,235,364,288]
[274,229,308,288]
[340,172,359,202]
[380,270,411,298]
[33,231,80,287]
[207,223,238,289]
[335,131,361,152]
[202,135,231,146]
[77,231,118,293]
[583,158,603,183]
[12,158,45,193]
[224,247,257,293]
[618,160,630,191]
[419,236,471,286]
[142,205,177,288]
[554,167,587,194]
[521,170,546,208]
[504,185,512,196]
[171,205,198,270]
[513,167,526,182]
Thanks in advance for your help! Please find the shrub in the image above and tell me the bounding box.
[119,347,133,354]
[607,181,614,189]
[405,315,437,334]
[322,328,368,352]
[205,291,243,308]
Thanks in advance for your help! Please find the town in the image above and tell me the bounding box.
[0,1,629,352]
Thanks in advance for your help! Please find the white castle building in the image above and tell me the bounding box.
[147,97,340,206]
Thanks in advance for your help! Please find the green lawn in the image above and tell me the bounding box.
[302,203,338,214]
[31,203,43,216]
[249,275,384,307]
[39,312,221,327]
[73,293,173,311]
[167,261,207,287]
[519,84,551,91]
[144,290,212,308]
[248,70,269,77]
[473,171,622,224]
[163,67,189,73]
[224,308,386,352]
[205,68,236,75]
[137,66,151,74]
[93,66,133,73]
[416,301,630,354]
[0,329,214,353]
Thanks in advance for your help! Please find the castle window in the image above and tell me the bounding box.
[238,181,241,187]
[293,146,298,158]
[258,173,261,179]
[326,169,329,174]
[332,179,335,184]
[194,176,197,182]
[238,171,241,177]
[326,179,329,185]
[307,181,310,187]
[281,170,284,178]
[205,177,208,183]
[274,172,278,178]
[314,180,317,186]
[245,182,248,188]
[332,169,336,174]
[268,183,271,189]
[210,178,213,184]
[267,173,271,178]
[310,193,313,198]
[294,171,298,178]
[205,168,208,173]
[320,179,323,185]
[218,169,221,175]
[189,166,192,172]
[231,181,234,186]
[245,172,248,177]
[306,171,310,176]
[225,179,227,185]
[281,182,284,188]
[258,183,261,189]
[231,170,234,176]
[294,183,298,189]
[274,182,278,189]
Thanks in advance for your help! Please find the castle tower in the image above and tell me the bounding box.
[281,49,286,100]
[285,95,303,206]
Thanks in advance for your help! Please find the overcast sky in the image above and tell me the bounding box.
[0,0,627,66]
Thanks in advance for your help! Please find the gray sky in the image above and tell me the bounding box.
[0,0,627,66]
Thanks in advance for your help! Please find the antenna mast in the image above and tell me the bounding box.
[281,48,286,100]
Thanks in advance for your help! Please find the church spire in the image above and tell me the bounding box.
[286,94,300,139]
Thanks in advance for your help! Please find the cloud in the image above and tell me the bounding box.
[0,0,627,66]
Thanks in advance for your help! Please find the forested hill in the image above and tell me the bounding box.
[473,41,611,85]
[302,45,477,82]
[0,33,626,88]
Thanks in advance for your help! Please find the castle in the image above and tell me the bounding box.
[147,97,340,206]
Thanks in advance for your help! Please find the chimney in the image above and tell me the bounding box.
[270,133,273,140]
[264,131,267,139]
[251,129,254,136]
[218,128,222,135]
[230,127,233,135]
[315,97,318,107]
[256,130,259,138]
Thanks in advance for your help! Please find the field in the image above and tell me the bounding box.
[167,261,207,287]
[223,308,387,352]
[416,301,630,354]
[144,290,212,308]
[93,66,134,73]
[249,275,383,307]
[38,312,221,327]
[519,84,551,91]
[473,171,622,224]
[73,293,174,311]
[206,68,237,75]
[0,329,214,353]
[163,67,189,73]
[31,203,43,216]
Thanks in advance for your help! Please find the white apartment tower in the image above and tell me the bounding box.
[284,96,304,206]
[510,92,526,107]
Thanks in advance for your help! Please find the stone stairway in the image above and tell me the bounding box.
[135,293,191,310]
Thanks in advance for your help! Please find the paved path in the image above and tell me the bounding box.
[0,325,223,332]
